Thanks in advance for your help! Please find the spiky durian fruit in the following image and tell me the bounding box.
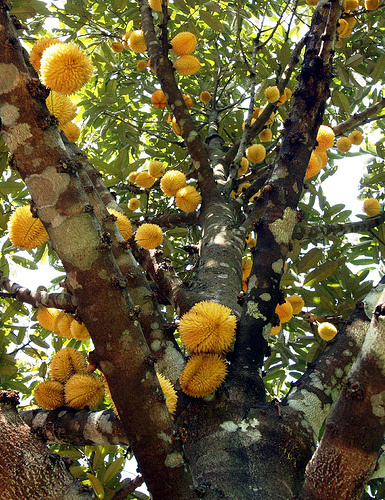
[175,186,202,212]
[246,144,266,164]
[151,89,167,109]
[157,373,177,417]
[40,42,93,95]
[37,307,61,330]
[173,55,200,76]
[62,121,80,142]
[46,91,77,130]
[179,301,236,354]
[65,374,105,409]
[171,117,182,136]
[34,380,65,410]
[318,322,337,341]
[315,125,335,152]
[170,32,197,56]
[50,347,87,383]
[270,325,282,336]
[160,170,186,196]
[180,354,227,398]
[136,59,148,71]
[70,320,90,341]
[242,258,252,282]
[183,94,194,108]
[107,208,133,240]
[275,300,293,324]
[129,30,147,53]
[134,223,163,250]
[53,311,74,338]
[7,205,49,250]
[128,171,138,183]
[29,36,61,73]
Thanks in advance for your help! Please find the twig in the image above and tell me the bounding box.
[110,475,145,500]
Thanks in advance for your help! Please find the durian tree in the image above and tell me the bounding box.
[1,0,385,498]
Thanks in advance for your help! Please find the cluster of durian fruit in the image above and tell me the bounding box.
[128,162,202,215]
[33,345,178,418]
[178,301,237,398]
[28,36,94,142]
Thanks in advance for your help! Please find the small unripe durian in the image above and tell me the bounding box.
[275,300,293,324]
[148,161,165,178]
[37,307,61,330]
[336,137,352,153]
[363,198,381,217]
[316,125,335,152]
[8,205,49,250]
[286,295,305,315]
[179,301,237,354]
[259,129,272,142]
[270,325,282,336]
[317,322,337,341]
[53,311,74,338]
[170,32,197,56]
[200,91,211,103]
[128,171,138,183]
[365,0,379,9]
[157,373,177,417]
[111,42,124,53]
[183,94,194,108]
[34,380,65,410]
[70,320,90,341]
[171,117,182,136]
[304,151,322,180]
[62,121,80,142]
[237,157,249,177]
[136,59,148,71]
[135,223,163,249]
[348,130,363,145]
[246,144,266,164]
[128,198,141,211]
[151,89,167,109]
[135,171,156,188]
[174,55,200,76]
[264,86,280,103]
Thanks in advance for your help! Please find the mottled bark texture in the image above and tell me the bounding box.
[0,391,93,500]
[0,3,195,498]
[298,286,385,500]
[228,0,343,404]
[20,408,128,446]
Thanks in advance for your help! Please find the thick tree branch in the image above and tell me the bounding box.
[0,391,93,500]
[333,97,385,136]
[227,0,343,407]
[0,5,195,498]
[293,212,385,241]
[0,271,77,311]
[20,408,128,446]
[299,282,385,500]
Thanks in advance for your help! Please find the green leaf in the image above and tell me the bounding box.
[103,456,125,484]
[298,248,323,274]
[87,473,105,499]
[304,261,339,286]
[30,335,50,349]
[199,10,224,32]
[372,54,385,82]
